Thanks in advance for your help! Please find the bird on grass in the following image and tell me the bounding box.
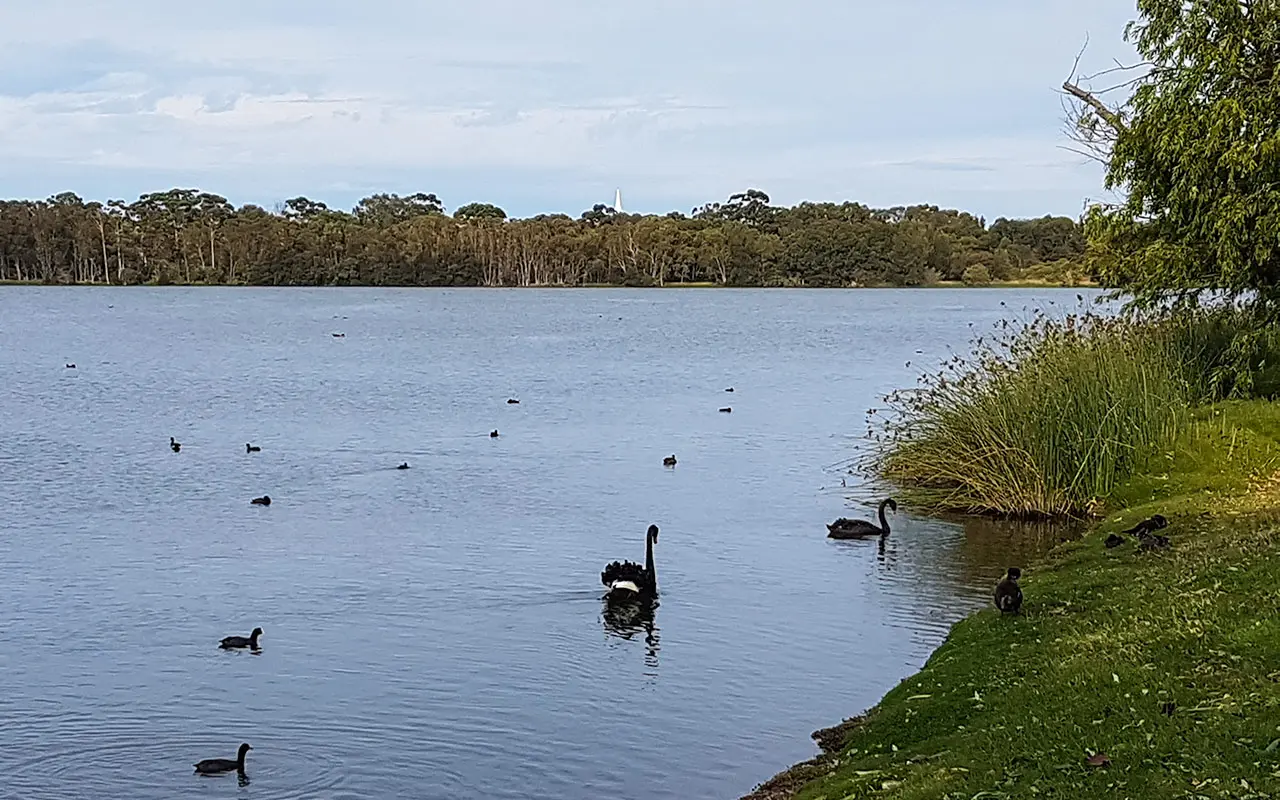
[993,567,1023,614]
[1122,514,1167,536]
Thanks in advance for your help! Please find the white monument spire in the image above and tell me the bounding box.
[613,188,623,213]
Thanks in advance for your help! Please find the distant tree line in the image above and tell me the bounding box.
[0,188,1087,287]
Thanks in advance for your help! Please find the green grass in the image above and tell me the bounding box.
[747,400,1280,800]
[872,308,1280,518]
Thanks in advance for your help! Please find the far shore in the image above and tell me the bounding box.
[0,279,1100,290]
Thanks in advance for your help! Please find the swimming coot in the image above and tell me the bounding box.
[219,627,263,649]
[194,743,252,775]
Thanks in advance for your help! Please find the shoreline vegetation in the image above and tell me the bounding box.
[0,189,1089,288]
[868,306,1280,519]
[748,0,1280,781]
[745,400,1280,798]
[747,306,1280,799]
[0,278,1099,290]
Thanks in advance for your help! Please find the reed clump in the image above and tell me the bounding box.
[870,304,1267,517]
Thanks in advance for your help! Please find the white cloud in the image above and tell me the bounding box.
[0,0,1139,218]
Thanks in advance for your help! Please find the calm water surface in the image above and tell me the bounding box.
[0,287,1094,799]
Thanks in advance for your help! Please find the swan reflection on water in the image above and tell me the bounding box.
[601,597,660,669]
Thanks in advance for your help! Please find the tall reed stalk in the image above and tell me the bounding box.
[869,306,1235,517]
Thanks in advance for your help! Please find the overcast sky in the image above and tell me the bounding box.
[0,1,1139,220]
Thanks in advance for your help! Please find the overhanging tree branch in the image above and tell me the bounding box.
[1061,81,1126,132]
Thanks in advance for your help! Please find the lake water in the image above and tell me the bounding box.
[0,287,1094,799]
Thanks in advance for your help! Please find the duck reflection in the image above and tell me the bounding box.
[601,597,660,668]
[237,772,251,788]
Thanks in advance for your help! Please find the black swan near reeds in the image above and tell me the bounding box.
[170,437,181,453]
[827,498,896,539]
[194,743,252,775]
[250,495,271,506]
[219,627,263,649]
[663,455,677,467]
[994,567,1023,614]
[601,525,659,601]
[246,443,261,453]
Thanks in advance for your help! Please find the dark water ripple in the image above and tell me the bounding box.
[0,287,1093,799]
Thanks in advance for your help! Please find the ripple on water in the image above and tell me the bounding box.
[1,706,355,800]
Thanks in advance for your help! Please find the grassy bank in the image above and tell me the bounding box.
[747,400,1280,799]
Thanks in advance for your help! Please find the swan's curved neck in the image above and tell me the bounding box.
[644,531,656,589]
[878,501,891,535]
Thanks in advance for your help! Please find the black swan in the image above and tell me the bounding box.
[490,430,499,438]
[507,398,520,404]
[827,498,896,539]
[194,743,252,775]
[170,437,181,453]
[246,443,261,453]
[725,387,734,392]
[1122,514,1167,536]
[601,525,659,601]
[219,627,263,649]
[994,567,1023,614]
[719,407,732,413]
[250,495,271,506]
[66,363,76,369]
[396,462,410,470]
[663,455,677,467]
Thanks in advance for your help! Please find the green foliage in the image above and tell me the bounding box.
[453,202,507,221]
[1085,1,1280,382]
[752,401,1280,800]
[870,307,1280,517]
[961,264,991,286]
[0,190,1086,288]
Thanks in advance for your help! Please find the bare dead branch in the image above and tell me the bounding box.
[1062,81,1126,132]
